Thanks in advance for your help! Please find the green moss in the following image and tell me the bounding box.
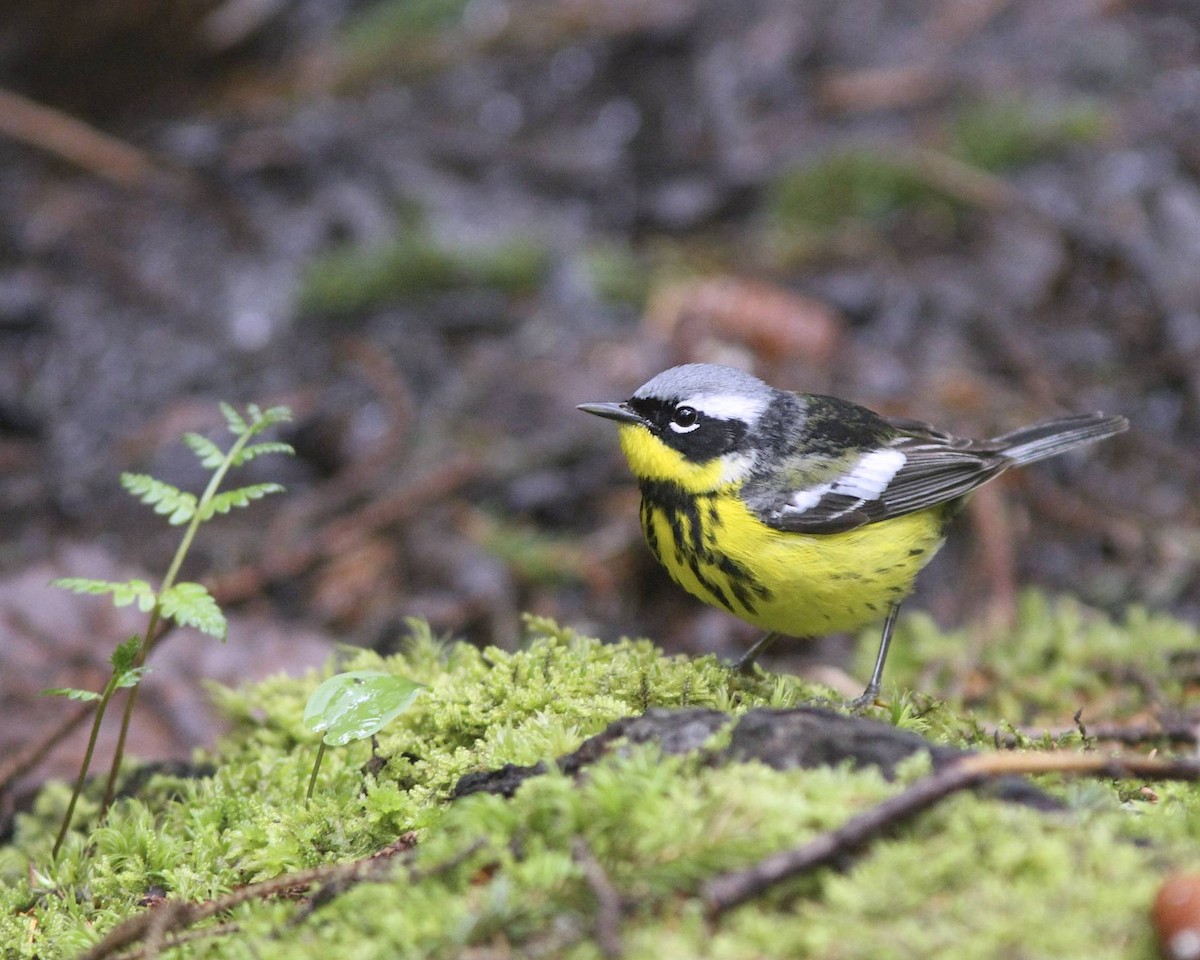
[950,97,1109,172]
[469,513,596,586]
[337,0,471,76]
[866,590,1198,725]
[297,230,549,314]
[766,97,1107,245]
[768,151,942,234]
[2,600,1197,958]
[582,242,654,308]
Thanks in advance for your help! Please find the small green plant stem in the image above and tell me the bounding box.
[99,614,166,813]
[51,670,129,858]
[306,742,328,806]
[99,426,261,812]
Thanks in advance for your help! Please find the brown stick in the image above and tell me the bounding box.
[0,87,159,187]
[75,839,481,960]
[573,838,625,960]
[116,921,241,960]
[703,752,1200,916]
[0,702,94,795]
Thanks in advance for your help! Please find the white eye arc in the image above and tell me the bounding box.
[668,405,701,433]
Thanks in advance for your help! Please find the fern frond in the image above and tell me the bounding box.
[184,433,225,469]
[159,582,227,639]
[231,441,294,467]
[258,405,293,426]
[120,473,197,525]
[220,402,248,436]
[44,687,102,701]
[220,402,292,438]
[245,405,293,435]
[52,578,156,611]
[199,482,285,520]
[110,635,143,672]
[113,666,150,689]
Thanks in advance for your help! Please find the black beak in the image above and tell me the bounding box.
[577,401,645,426]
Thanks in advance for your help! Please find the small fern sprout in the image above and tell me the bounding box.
[47,402,293,857]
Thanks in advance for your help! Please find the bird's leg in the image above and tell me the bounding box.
[734,631,781,674]
[846,602,902,713]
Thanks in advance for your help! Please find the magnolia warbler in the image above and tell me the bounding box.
[579,363,1127,708]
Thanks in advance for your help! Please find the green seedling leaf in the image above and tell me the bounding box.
[110,635,143,673]
[53,578,156,612]
[159,582,227,639]
[230,441,294,467]
[113,666,150,689]
[304,671,424,747]
[199,483,286,521]
[219,401,292,438]
[43,636,148,699]
[44,687,101,701]
[184,432,226,469]
[121,473,198,525]
[252,406,293,430]
[220,401,248,436]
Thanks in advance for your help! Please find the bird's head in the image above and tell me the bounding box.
[579,363,776,493]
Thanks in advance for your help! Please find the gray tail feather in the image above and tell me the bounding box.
[992,413,1128,466]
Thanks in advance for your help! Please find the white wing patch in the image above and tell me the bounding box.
[830,448,906,500]
[786,448,907,516]
[787,487,826,511]
[684,392,771,423]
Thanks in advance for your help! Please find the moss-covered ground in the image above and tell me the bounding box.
[3,593,1198,959]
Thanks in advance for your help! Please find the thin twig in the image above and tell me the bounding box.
[75,855,392,959]
[817,0,1014,113]
[111,921,241,960]
[0,702,94,796]
[572,838,624,960]
[989,720,1200,748]
[903,146,1034,213]
[703,752,1200,917]
[965,482,1017,634]
[703,757,979,916]
[74,838,478,960]
[0,87,159,187]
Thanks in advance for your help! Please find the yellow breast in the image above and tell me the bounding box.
[638,481,949,638]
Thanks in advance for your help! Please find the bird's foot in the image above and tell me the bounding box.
[732,653,760,676]
[842,684,881,715]
[791,686,881,715]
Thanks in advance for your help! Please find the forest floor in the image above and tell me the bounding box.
[0,4,1198,938]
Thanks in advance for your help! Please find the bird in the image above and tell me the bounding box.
[578,363,1127,709]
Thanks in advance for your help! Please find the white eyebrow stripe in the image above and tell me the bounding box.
[682,393,771,422]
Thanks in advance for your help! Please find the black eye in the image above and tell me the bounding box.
[668,405,700,433]
[674,406,698,427]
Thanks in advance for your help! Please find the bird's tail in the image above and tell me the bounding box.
[992,413,1128,466]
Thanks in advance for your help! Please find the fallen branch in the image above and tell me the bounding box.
[703,751,1200,917]
[75,837,479,960]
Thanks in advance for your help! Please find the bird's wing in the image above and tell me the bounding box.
[747,420,1010,534]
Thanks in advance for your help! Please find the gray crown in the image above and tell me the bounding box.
[632,364,775,403]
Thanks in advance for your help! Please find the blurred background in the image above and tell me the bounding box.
[0,0,1196,782]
